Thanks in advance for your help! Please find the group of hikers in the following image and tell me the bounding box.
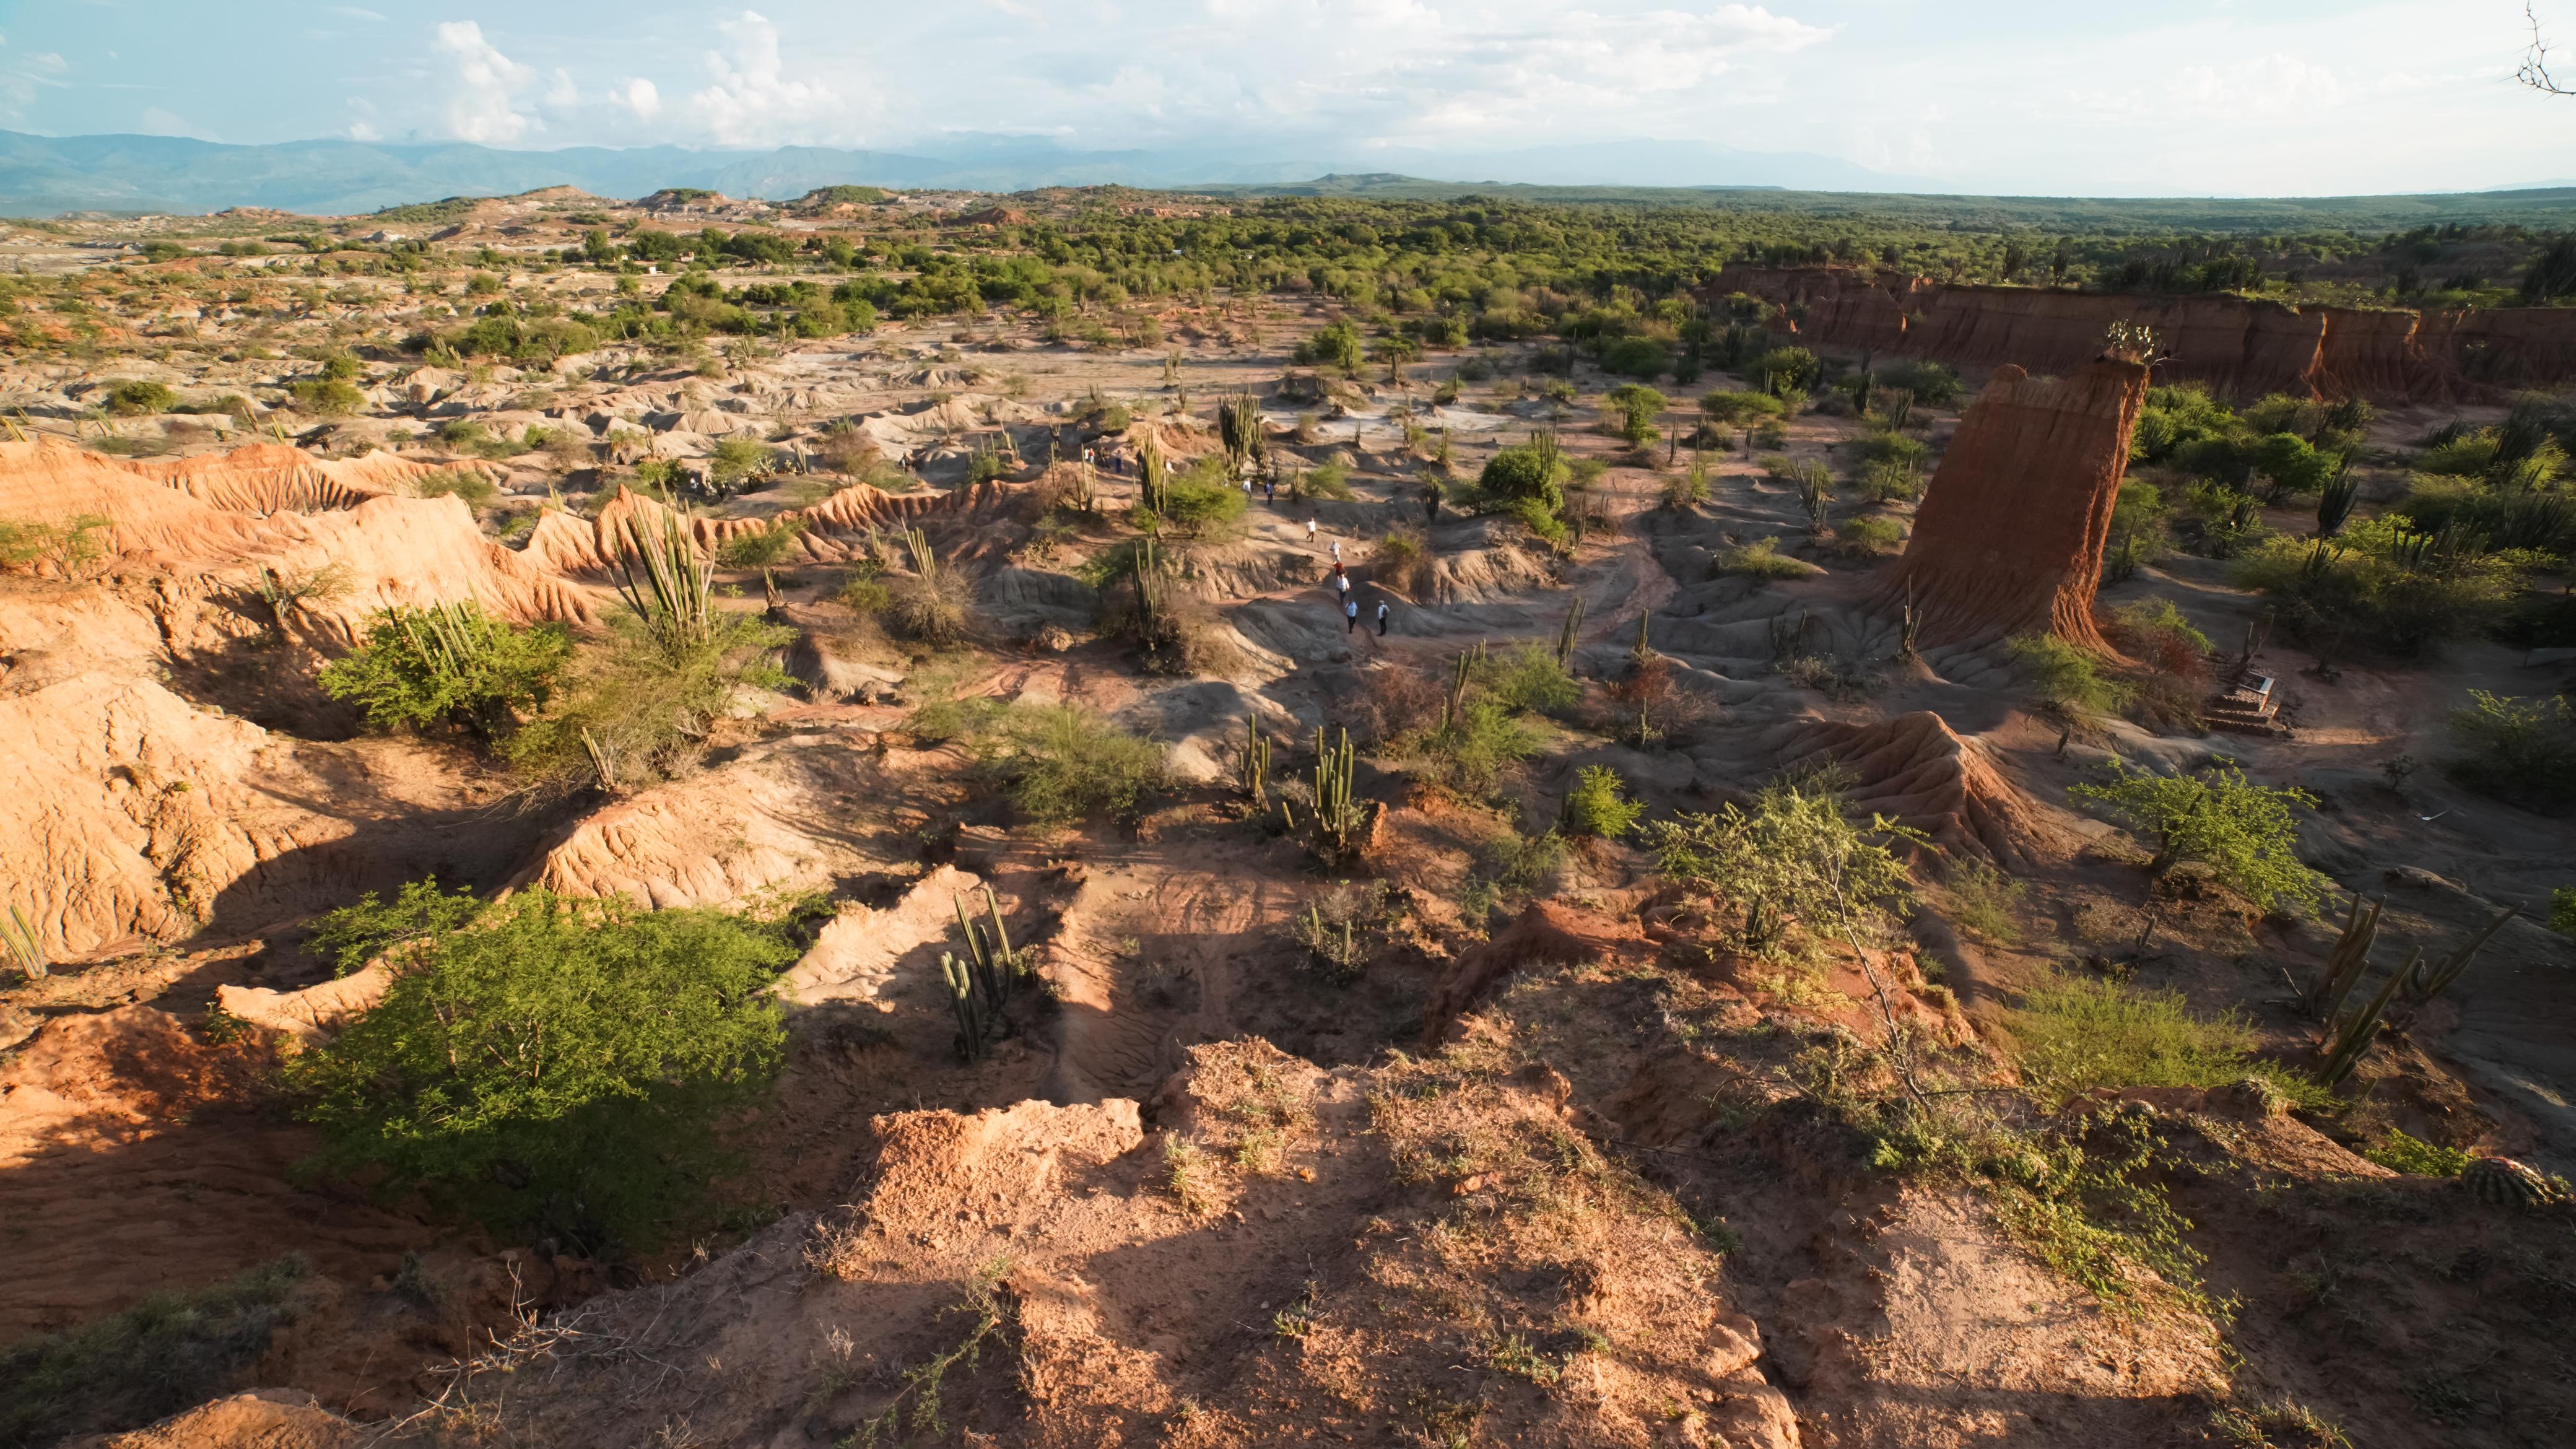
[1084,444,1394,638]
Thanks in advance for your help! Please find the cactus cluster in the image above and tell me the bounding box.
[939,886,1025,1063]
[902,525,939,583]
[2309,894,2512,1087]
[1311,726,1363,863]
[614,507,715,649]
[1219,392,1267,473]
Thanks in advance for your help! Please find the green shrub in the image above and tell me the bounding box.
[505,609,793,792]
[0,1257,310,1448]
[1699,389,1786,425]
[285,883,794,1251]
[102,378,177,416]
[1749,346,1820,397]
[1856,457,1922,503]
[2361,1129,2473,1177]
[716,518,806,568]
[288,378,365,416]
[2008,977,2308,1108]
[1836,514,1904,556]
[1876,359,1962,407]
[928,701,1167,825]
[1507,494,1567,547]
[2006,633,2132,724]
[1478,644,1578,713]
[708,437,774,487]
[1597,336,1671,378]
[2445,690,2576,808]
[2231,516,2525,656]
[1416,699,1542,796]
[1854,429,1931,469]
[1479,442,1569,510]
[0,513,113,576]
[1563,764,1642,839]
[1303,459,1354,499]
[2068,757,2330,915]
[1716,536,1817,581]
[1147,463,1249,537]
[1659,464,1710,510]
[1943,859,2027,944]
[1295,320,1364,371]
[414,467,500,508]
[2552,885,2576,938]
[318,601,572,742]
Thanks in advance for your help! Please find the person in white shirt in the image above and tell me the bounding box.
[1375,600,1390,636]
[1343,597,1360,633]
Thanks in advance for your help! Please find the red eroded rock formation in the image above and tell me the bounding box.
[1871,357,2150,650]
[522,478,1030,578]
[1769,711,2066,869]
[1711,265,2576,402]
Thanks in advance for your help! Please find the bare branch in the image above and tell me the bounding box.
[2524,3,2576,95]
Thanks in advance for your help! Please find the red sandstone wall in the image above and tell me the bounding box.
[1871,357,2152,650]
[1710,266,2576,403]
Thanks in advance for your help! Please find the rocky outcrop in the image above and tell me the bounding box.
[1870,358,2150,650]
[1713,264,2576,402]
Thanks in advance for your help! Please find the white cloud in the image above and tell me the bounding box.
[617,77,661,118]
[545,67,578,110]
[0,46,67,123]
[432,19,537,144]
[137,106,215,141]
[686,10,847,146]
[348,120,383,141]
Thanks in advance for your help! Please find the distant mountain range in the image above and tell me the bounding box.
[0,129,1933,215]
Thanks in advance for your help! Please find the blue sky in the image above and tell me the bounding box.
[0,1,2567,195]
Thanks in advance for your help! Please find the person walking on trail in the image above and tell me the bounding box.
[1329,538,1342,562]
[1344,597,1360,633]
[1305,518,1318,542]
[1263,478,1275,505]
[1375,600,1390,636]
[1335,572,1351,596]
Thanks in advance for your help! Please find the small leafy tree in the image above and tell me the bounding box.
[1643,775,1920,960]
[2068,757,2330,915]
[1604,383,1666,447]
[318,601,572,742]
[286,883,796,1251]
[2006,634,2131,749]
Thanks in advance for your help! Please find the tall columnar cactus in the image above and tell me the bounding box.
[1138,438,1169,516]
[2315,456,2360,538]
[903,525,939,583]
[943,887,1023,1062]
[2318,946,2419,1088]
[1312,726,1362,861]
[1556,595,1586,668]
[1898,577,1923,658]
[1241,712,1272,808]
[1219,392,1266,472]
[2,905,45,982]
[939,951,985,1063]
[1133,537,1167,638]
[2305,894,2383,1018]
[615,506,716,650]
[2406,905,2517,1005]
